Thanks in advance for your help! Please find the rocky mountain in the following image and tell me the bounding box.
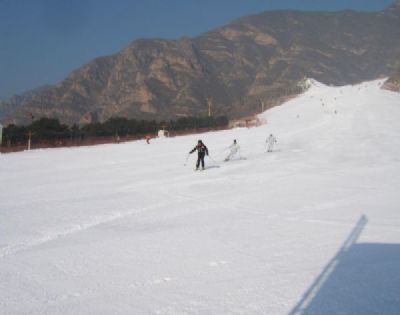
[383,66,400,91]
[0,85,53,121]
[0,101,11,121]
[2,2,400,125]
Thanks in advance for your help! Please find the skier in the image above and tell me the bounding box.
[266,134,277,152]
[225,139,240,161]
[189,140,209,170]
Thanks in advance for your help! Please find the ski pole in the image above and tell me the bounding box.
[207,155,218,165]
[214,147,229,159]
[184,153,190,166]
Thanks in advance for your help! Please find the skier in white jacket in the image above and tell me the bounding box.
[266,134,277,152]
[225,139,240,161]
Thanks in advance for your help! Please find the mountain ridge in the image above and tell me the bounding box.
[2,2,400,125]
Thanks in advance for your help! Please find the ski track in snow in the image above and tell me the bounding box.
[0,202,164,258]
[0,188,231,258]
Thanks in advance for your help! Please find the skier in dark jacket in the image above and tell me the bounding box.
[189,140,209,170]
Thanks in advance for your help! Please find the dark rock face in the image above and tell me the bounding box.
[383,67,400,91]
[2,3,400,125]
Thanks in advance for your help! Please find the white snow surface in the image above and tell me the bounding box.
[1,79,400,314]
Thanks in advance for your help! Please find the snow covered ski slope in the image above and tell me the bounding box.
[1,79,400,314]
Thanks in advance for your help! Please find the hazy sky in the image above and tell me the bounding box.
[0,0,394,100]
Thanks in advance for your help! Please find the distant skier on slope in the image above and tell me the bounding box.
[189,140,209,170]
[145,134,151,144]
[225,139,240,161]
[266,134,277,152]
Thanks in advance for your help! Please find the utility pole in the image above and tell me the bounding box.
[207,97,212,117]
[27,112,34,151]
[28,130,32,151]
[260,99,265,113]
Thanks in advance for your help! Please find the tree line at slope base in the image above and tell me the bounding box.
[0,116,229,151]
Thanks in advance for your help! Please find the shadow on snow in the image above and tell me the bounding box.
[289,215,400,315]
